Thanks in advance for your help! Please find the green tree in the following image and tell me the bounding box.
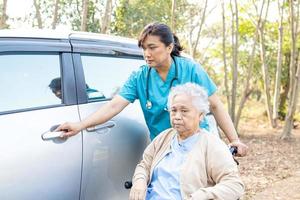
[0,0,8,29]
[29,0,68,29]
[66,0,100,32]
[111,0,186,38]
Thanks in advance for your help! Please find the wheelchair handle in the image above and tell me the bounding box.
[229,146,238,155]
[229,146,239,165]
[124,181,132,189]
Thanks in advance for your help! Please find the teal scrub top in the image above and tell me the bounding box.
[119,56,217,140]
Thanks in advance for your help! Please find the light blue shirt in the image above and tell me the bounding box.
[119,56,217,140]
[146,132,201,200]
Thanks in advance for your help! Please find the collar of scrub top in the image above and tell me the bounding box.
[145,56,179,110]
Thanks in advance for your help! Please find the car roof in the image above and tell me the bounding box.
[0,29,143,56]
[0,29,138,44]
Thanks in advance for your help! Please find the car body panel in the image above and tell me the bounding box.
[0,106,82,200]
[0,29,149,200]
[69,41,149,199]
[78,102,148,200]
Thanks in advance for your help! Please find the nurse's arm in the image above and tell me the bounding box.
[81,94,129,127]
[208,93,248,157]
[58,95,130,137]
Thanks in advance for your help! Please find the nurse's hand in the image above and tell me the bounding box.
[229,139,248,157]
[129,179,147,200]
[56,122,84,138]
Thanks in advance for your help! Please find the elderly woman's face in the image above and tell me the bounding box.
[169,94,202,135]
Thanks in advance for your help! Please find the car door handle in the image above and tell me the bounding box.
[41,124,65,140]
[86,121,116,132]
[41,131,64,140]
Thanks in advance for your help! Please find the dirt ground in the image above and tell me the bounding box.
[227,119,300,200]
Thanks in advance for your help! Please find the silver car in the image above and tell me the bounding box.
[0,30,149,200]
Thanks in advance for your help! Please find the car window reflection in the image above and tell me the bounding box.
[0,54,61,112]
[49,77,104,100]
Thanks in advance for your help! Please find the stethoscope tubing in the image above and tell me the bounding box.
[145,56,178,110]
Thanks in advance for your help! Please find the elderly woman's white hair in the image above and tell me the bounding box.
[167,82,210,115]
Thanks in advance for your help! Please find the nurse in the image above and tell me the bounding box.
[58,22,248,156]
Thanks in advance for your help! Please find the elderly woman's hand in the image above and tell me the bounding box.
[229,140,248,157]
[129,179,147,200]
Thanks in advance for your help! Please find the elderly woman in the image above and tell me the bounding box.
[129,83,244,200]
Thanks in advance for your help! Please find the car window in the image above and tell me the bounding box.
[81,55,145,101]
[0,53,61,112]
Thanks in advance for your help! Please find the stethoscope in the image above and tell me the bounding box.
[145,56,179,110]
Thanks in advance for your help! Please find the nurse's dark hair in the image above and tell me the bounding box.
[138,22,183,57]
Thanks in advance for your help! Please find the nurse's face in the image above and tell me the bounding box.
[169,94,203,138]
[141,35,173,68]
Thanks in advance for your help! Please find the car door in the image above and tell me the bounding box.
[0,39,82,200]
[71,41,149,199]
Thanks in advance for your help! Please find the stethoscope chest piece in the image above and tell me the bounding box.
[146,100,152,110]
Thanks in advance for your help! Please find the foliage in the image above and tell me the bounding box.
[0,2,9,29]
[111,0,172,37]
[111,0,187,38]
[26,0,105,32]
[69,0,101,32]
[28,0,65,28]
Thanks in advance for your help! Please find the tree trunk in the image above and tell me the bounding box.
[235,0,265,128]
[81,0,89,31]
[281,52,300,139]
[51,0,60,29]
[259,31,275,127]
[33,0,43,28]
[171,0,176,31]
[278,53,290,119]
[281,0,300,139]
[100,0,112,34]
[76,0,81,15]
[229,0,239,123]
[192,0,208,58]
[235,34,258,128]
[235,89,253,128]
[221,0,231,114]
[0,0,8,29]
[188,28,193,57]
[273,0,285,127]
[257,0,276,128]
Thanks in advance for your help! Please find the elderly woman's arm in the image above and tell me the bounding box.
[129,141,155,200]
[189,136,245,200]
